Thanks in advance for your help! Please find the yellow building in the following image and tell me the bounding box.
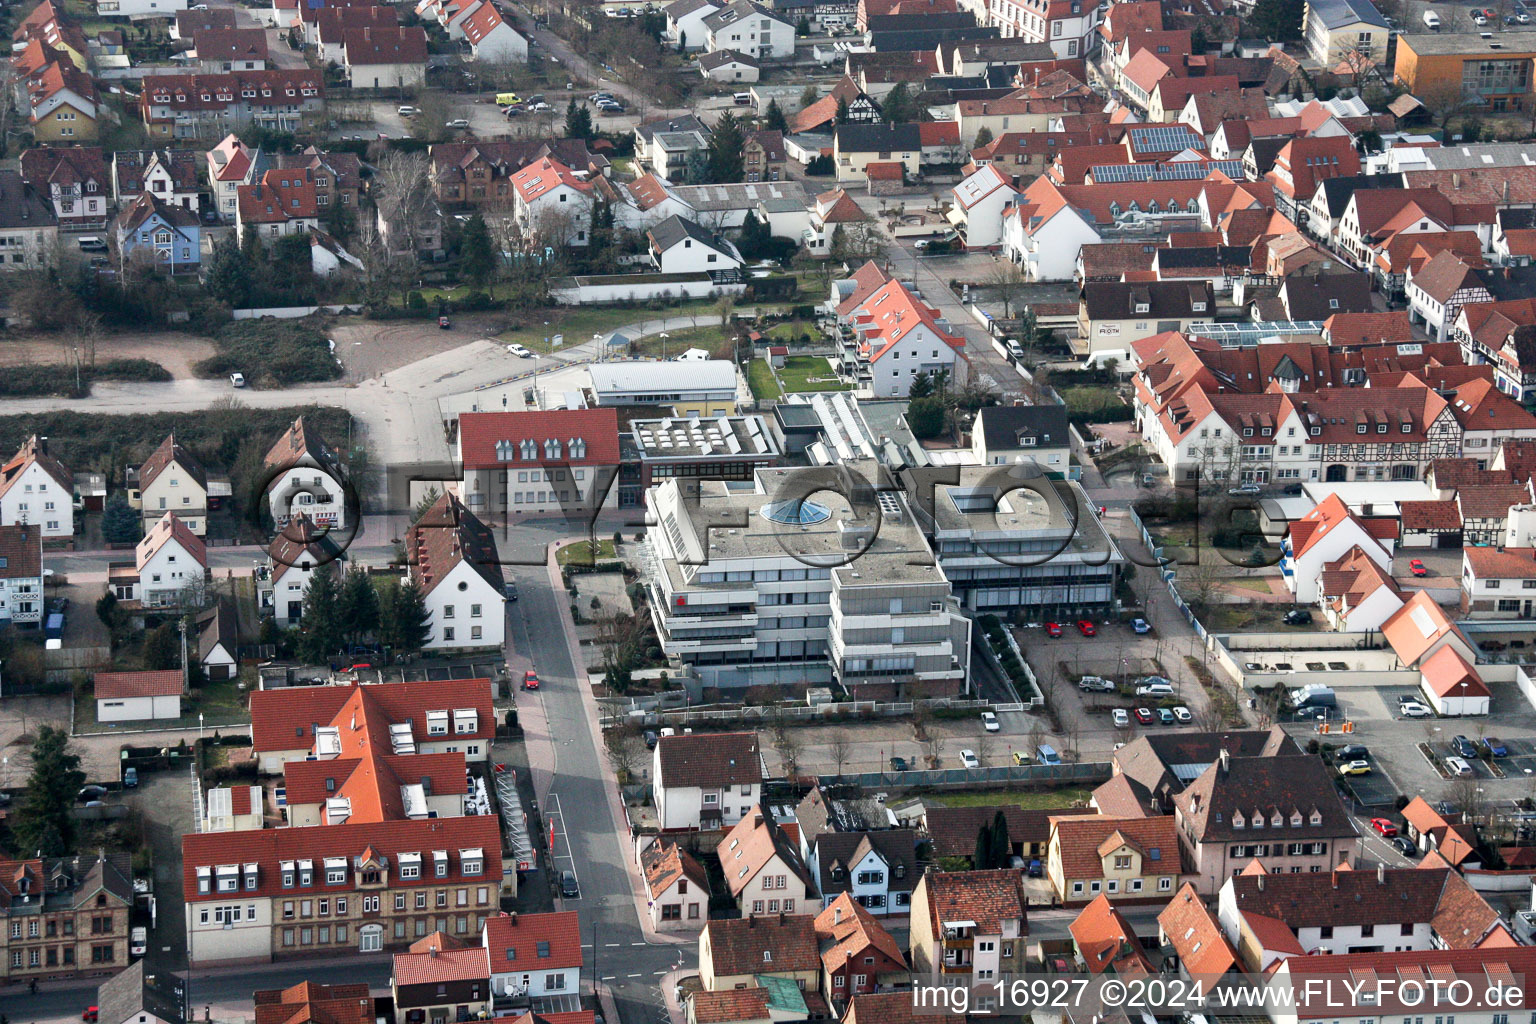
[587,362,739,417]
[1303,0,1390,68]
[1396,32,1536,113]
[1046,815,1184,904]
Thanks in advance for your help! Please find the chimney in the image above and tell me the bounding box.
[1331,867,1340,889]
[1453,172,1461,189]
[754,813,764,828]
[834,906,842,925]
[1505,180,1511,202]
[1377,863,1386,885]
[1256,873,1264,891]
[748,914,757,928]
[507,911,517,926]
[429,945,438,958]
[779,911,786,924]
[1219,749,1230,772]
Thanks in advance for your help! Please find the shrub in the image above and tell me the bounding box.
[196,320,341,386]
[0,359,172,398]
[407,291,428,310]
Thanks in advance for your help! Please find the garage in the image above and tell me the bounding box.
[95,669,183,722]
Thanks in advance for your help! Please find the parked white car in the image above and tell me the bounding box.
[1445,755,1475,777]
[959,749,980,769]
[1401,701,1433,719]
[1112,708,1130,728]
[980,711,999,732]
[507,343,533,357]
[1136,682,1176,698]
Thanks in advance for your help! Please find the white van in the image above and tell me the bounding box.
[130,926,147,957]
[77,236,107,252]
[1423,9,1441,29]
[733,92,752,105]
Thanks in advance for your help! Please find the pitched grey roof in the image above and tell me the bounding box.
[976,405,1070,453]
[813,829,920,897]
[699,47,761,71]
[835,122,922,154]
[649,213,733,254]
[636,113,709,142]
[1307,0,1388,31]
[666,0,722,18]
[197,597,237,665]
[98,960,186,1024]
[0,169,57,229]
[703,0,794,31]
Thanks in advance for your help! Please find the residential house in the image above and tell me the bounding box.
[482,911,582,1002]
[654,731,766,830]
[1002,175,1101,282]
[1069,894,1153,976]
[173,8,238,40]
[908,869,1027,980]
[1267,948,1536,1024]
[699,49,761,83]
[206,134,255,220]
[271,147,361,217]
[251,984,374,1024]
[803,187,866,255]
[1420,639,1491,716]
[138,70,324,140]
[459,3,527,63]
[94,669,183,723]
[1078,281,1216,358]
[0,524,44,625]
[838,277,965,397]
[971,405,1071,474]
[0,434,74,539]
[1303,0,1388,67]
[343,25,429,89]
[1276,266,1374,320]
[137,434,208,535]
[236,167,320,239]
[983,0,1099,58]
[112,149,201,214]
[719,806,812,916]
[114,192,202,274]
[1045,815,1181,904]
[1409,251,1496,343]
[391,933,491,1023]
[922,805,1096,864]
[743,130,785,183]
[1171,749,1360,893]
[1217,862,1513,971]
[260,514,344,627]
[699,914,821,991]
[0,853,133,985]
[948,163,1016,249]
[0,170,59,270]
[812,894,906,1009]
[1316,545,1404,632]
[406,492,506,652]
[1381,589,1480,671]
[810,830,917,917]
[191,28,270,72]
[429,139,594,209]
[375,174,443,261]
[182,814,505,963]
[264,415,349,531]
[512,157,594,247]
[667,0,723,49]
[1284,494,1395,602]
[1462,545,1536,618]
[248,677,493,775]
[96,960,186,1024]
[20,146,109,231]
[1458,481,1535,546]
[648,215,743,275]
[1157,882,1239,995]
[834,123,921,186]
[641,839,711,932]
[456,407,621,518]
[196,598,238,681]
[23,60,98,142]
[1399,797,1483,867]
[314,6,398,59]
[703,1,795,58]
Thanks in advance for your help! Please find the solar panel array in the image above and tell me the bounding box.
[1089,159,1245,183]
[1187,321,1327,348]
[1127,125,1201,153]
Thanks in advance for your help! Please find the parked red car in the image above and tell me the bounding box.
[1076,620,1096,636]
[1370,817,1398,837]
[83,1009,99,1023]
[1410,559,1427,577]
[1134,707,1155,725]
[522,670,540,691]
[1045,622,1062,637]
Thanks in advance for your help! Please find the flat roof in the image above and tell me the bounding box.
[632,414,780,459]
[1400,31,1536,56]
[589,360,739,395]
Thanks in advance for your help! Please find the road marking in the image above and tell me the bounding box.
[602,976,616,981]
[631,941,647,946]
[581,944,593,949]
[628,973,643,978]
[605,943,622,947]
[653,971,668,976]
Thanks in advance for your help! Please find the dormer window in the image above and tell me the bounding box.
[1310,811,1322,825]
[1135,303,1150,314]
[1311,427,1321,437]
[1402,422,1412,433]
[1377,423,1387,434]
[1232,812,1245,829]
[1357,424,1368,434]
[1270,812,1282,827]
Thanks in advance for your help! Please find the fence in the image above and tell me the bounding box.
[601,697,997,728]
[813,760,1112,790]
[231,304,363,320]
[1126,504,1207,643]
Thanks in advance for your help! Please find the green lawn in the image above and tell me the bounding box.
[928,786,1091,809]
[778,356,848,394]
[626,326,731,360]
[556,538,616,565]
[747,359,782,400]
[73,675,250,737]
[1059,386,1125,415]
[496,301,723,354]
[763,320,822,345]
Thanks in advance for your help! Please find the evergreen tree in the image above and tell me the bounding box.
[973,126,994,150]
[737,211,770,259]
[460,214,496,296]
[101,494,141,544]
[381,578,432,653]
[564,98,594,140]
[143,622,180,670]
[706,112,746,184]
[988,809,1011,869]
[796,15,811,34]
[800,84,820,109]
[973,819,994,868]
[338,564,381,644]
[1249,0,1305,40]
[909,371,935,399]
[296,567,344,663]
[240,224,263,262]
[684,147,709,184]
[880,82,916,124]
[764,98,788,133]
[12,726,86,857]
[908,395,945,439]
[835,96,850,124]
[205,231,251,308]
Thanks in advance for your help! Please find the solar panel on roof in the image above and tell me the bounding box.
[1128,125,1199,152]
[1090,160,1244,183]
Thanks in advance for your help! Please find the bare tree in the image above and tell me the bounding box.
[973,731,994,766]
[372,151,436,303]
[74,310,104,371]
[828,731,853,775]
[603,727,644,782]
[1418,79,1476,137]
[830,222,888,266]
[922,734,945,769]
[774,727,805,777]
[987,259,1027,319]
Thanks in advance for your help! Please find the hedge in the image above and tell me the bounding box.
[0,359,172,398]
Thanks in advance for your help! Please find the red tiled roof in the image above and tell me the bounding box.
[918,121,959,147]
[690,989,770,1024]
[137,512,207,571]
[1399,501,1462,532]
[865,161,905,181]
[511,156,591,203]
[458,408,619,470]
[484,911,583,970]
[1157,883,1239,990]
[921,869,1026,935]
[393,945,490,986]
[249,678,495,754]
[94,670,182,700]
[342,25,428,66]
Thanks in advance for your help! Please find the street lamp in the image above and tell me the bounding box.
[659,332,670,360]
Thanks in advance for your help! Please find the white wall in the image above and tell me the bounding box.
[422,560,505,650]
[186,897,272,963]
[97,693,180,722]
[0,460,74,538]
